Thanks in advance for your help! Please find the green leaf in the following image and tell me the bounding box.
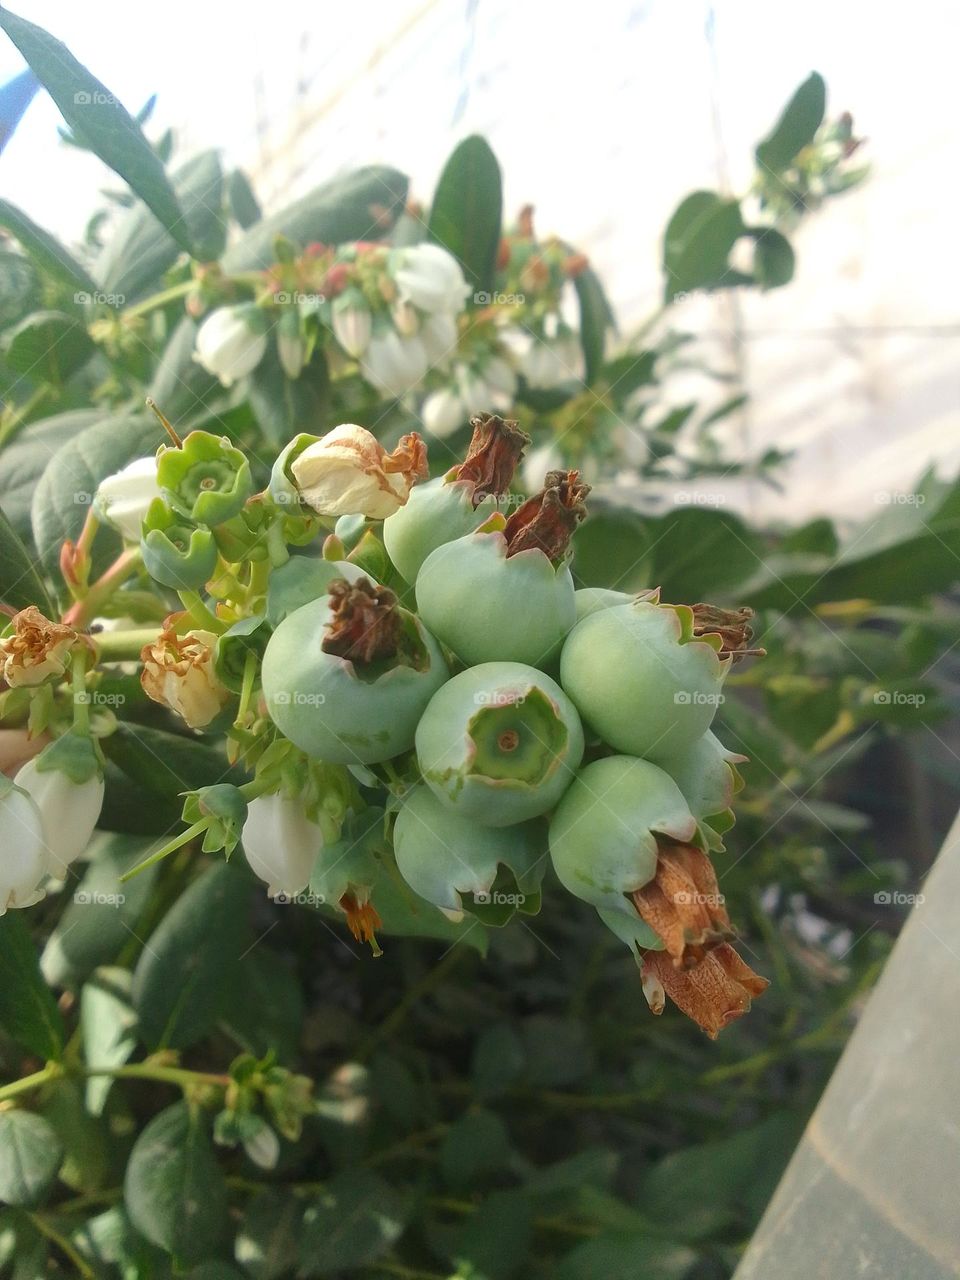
[226,169,261,230]
[555,1234,696,1280]
[0,502,53,613]
[752,228,795,289]
[573,266,615,385]
[41,1077,110,1193]
[146,315,221,428]
[471,1023,525,1099]
[436,1190,532,1280]
[0,9,193,255]
[299,1170,406,1274]
[41,834,159,988]
[123,1102,229,1265]
[572,507,654,592]
[94,151,225,300]
[0,1111,63,1206]
[756,72,827,174]
[521,1016,594,1087]
[0,409,97,545]
[247,342,330,449]
[4,309,94,383]
[101,723,238,802]
[440,1111,513,1190]
[218,948,304,1062]
[663,191,750,300]
[0,912,65,1060]
[222,166,409,272]
[428,135,502,294]
[0,199,98,297]
[645,506,766,602]
[234,1188,303,1280]
[79,967,137,1116]
[30,411,159,577]
[132,862,252,1051]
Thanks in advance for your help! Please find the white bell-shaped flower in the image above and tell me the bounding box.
[0,778,48,913]
[360,329,428,398]
[194,305,268,386]
[242,793,324,899]
[421,387,466,439]
[391,243,470,315]
[95,456,161,541]
[15,746,105,879]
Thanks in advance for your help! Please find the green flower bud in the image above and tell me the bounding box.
[415,662,584,828]
[182,783,248,855]
[214,615,270,693]
[141,497,218,589]
[157,430,253,526]
[548,755,698,951]
[393,784,545,922]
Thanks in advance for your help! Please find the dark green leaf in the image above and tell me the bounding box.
[4,309,94,383]
[247,342,330,449]
[41,1077,110,1193]
[645,506,766,602]
[521,1016,594,1087]
[123,1102,229,1264]
[30,411,159,577]
[663,191,750,300]
[440,1111,513,1190]
[41,834,159,988]
[752,228,795,288]
[555,1233,696,1280]
[573,266,615,385]
[0,502,53,613]
[756,72,827,174]
[435,1190,531,1280]
[299,1170,407,1273]
[0,409,97,545]
[79,967,137,1115]
[0,199,98,297]
[0,1111,63,1206]
[226,169,261,230]
[219,948,304,1061]
[427,135,502,294]
[132,862,252,1050]
[471,1023,525,1099]
[101,723,238,801]
[222,166,409,272]
[573,507,654,592]
[0,9,193,254]
[146,315,221,428]
[94,151,225,300]
[234,1188,303,1280]
[0,912,65,1060]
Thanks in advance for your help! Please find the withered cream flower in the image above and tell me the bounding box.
[140,624,230,729]
[291,424,427,520]
[0,607,78,688]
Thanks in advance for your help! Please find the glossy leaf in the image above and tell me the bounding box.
[427,135,502,294]
[0,9,193,254]
[0,912,65,1060]
[0,1111,63,1206]
[298,1170,407,1274]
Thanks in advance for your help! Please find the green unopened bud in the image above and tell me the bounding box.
[158,430,253,526]
[141,497,218,589]
[182,783,248,855]
[214,615,270,693]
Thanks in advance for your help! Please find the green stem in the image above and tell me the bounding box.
[0,1062,63,1103]
[122,279,194,319]
[0,1059,229,1106]
[235,650,258,726]
[71,650,90,735]
[65,547,142,628]
[0,385,49,449]
[25,1211,95,1279]
[119,819,210,882]
[178,589,224,633]
[93,628,160,661]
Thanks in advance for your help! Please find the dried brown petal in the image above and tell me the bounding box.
[454,413,530,504]
[641,943,769,1038]
[0,606,79,688]
[322,577,401,665]
[631,843,734,967]
[690,603,766,662]
[503,469,590,561]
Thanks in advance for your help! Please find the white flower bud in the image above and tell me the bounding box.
[360,330,428,398]
[242,793,323,899]
[391,298,420,337]
[0,780,47,913]
[482,356,518,410]
[331,291,373,359]
[277,310,305,379]
[419,310,459,366]
[14,757,104,878]
[291,424,427,520]
[391,244,470,315]
[194,305,268,386]
[522,340,569,390]
[94,456,161,542]
[421,388,466,439]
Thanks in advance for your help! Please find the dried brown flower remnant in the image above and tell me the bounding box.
[322,578,401,666]
[0,607,79,688]
[640,944,769,1039]
[503,470,590,561]
[631,843,735,968]
[690,604,766,662]
[453,413,530,505]
[140,622,230,729]
[340,891,383,956]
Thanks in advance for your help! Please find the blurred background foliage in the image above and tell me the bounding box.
[0,13,957,1277]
